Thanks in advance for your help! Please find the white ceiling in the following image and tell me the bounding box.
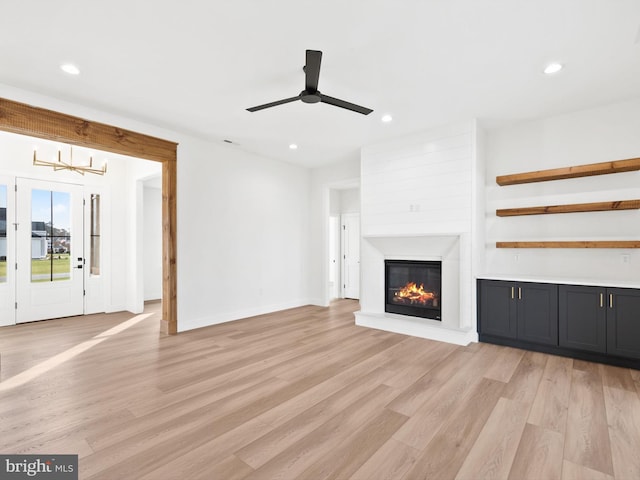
[1,1,639,168]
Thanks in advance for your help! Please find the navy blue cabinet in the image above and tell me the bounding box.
[559,285,607,353]
[607,288,640,360]
[479,279,640,368]
[478,280,558,346]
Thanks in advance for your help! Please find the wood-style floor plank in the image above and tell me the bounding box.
[564,361,614,476]
[483,345,526,383]
[603,384,640,479]
[561,460,614,480]
[401,377,506,480]
[350,438,420,480]
[455,397,530,480]
[528,355,573,433]
[1,300,639,479]
[508,423,564,480]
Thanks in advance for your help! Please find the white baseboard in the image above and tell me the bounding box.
[178,298,314,332]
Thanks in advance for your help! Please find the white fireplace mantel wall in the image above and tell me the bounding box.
[356,120,485,345]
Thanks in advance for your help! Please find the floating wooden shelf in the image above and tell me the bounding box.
[497,241,640,249]
[496,157,640,186]
[496,199,640,217]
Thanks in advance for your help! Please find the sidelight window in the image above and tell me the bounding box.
[90,194,101,276]
[0,184,6,283]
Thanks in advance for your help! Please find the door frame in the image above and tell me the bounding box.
[0,98,178,333]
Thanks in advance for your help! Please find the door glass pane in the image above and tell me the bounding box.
[31,189,71,282]
[0,184,6,283]
[90,194,100,276]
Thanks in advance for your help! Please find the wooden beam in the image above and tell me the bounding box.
[0,97,176,163]
[496,158,640,186]
[497,241,640,249]
[0,97,179,334]
[496,200,640,217]
[162,157,178,334]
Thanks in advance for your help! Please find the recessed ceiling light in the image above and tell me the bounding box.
[381,114,393,123]
[543,62,563,75]
[289,144,298,150]
[60,63,80,75]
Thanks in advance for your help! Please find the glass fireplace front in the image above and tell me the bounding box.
[385,260,441,320]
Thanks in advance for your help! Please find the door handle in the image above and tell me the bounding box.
[610,294,613,309]
[600,293,604,308]
[518,287,522,300]
[511,287,514,299]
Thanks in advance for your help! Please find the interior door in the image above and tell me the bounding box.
[341,213,360,299]
[0,176,15,325]
[16,178,84,323]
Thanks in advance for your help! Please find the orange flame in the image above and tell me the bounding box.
[394,282,437,305]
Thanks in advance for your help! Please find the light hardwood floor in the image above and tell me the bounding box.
[1,300,640,479]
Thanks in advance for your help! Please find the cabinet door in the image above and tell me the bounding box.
[607,288,640,360]
[478,280,517,339]
[517,282,558,346]
[559,285,606,353]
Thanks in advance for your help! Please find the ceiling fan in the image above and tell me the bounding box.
[246,50,373,115]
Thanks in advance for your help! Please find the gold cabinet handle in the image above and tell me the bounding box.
[518,287,522,300]
[610,294,614,309]
[600,293,604,308]
[511,286,514,299]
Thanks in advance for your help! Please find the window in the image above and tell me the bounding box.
[0,184,6,283]
[31,189,71,282]
[90,194,101,276]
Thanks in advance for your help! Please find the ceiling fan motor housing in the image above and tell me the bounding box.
[300,90,321,103]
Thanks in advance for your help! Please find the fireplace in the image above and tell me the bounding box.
[385,260,442,320]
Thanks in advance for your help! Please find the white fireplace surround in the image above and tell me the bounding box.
[355,234,478,345]
[356,120,483,345]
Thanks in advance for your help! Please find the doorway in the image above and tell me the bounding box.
[0,97,178,333]
[326,184,360,302]
[0,137,161,326]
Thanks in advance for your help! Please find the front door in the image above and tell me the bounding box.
[16,178,84,323]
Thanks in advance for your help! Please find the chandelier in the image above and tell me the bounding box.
[33,145,107,176]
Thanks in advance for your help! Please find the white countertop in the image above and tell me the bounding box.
[477,274,640,289]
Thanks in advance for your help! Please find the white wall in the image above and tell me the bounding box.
[485,97,640,287]
[339,188,360,214]
[143,185,162,301]
[177,137,311,330]
[0,84,312,332]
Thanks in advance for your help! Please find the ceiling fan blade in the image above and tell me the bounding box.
[319,94,373,115]
[246,96,300,112]
[305,50,322,92]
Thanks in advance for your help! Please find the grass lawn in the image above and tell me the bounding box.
[31,254,71,275]
[0,255,70,281]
